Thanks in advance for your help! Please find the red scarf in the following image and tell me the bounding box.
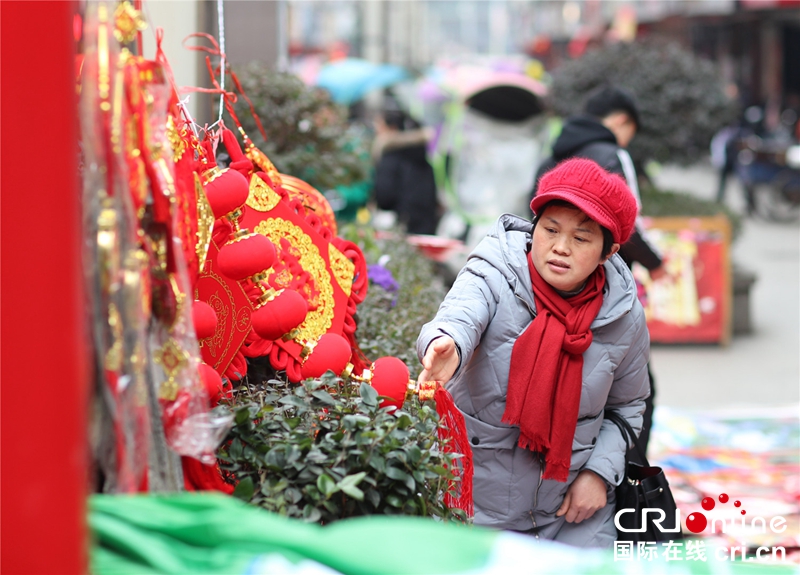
[502,252,606,482]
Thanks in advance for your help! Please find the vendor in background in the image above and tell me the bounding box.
[373,109,440,235]
[531,85,665,462]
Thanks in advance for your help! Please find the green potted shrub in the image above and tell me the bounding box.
[218,374,467,524]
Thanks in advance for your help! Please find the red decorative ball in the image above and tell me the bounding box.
[217,234,276,281]
[199,362,229,406]
[251,289,308,341]
[371,356,410,411]
[300,333,352,380]
[202,167,250,219]
[192,300,218,340]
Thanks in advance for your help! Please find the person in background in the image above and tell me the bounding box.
[711,122,742,206]
[373,109,440,235]
[417,158,649,544]
[531,85,664,461]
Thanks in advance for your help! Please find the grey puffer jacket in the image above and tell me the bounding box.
[417,214,650,546]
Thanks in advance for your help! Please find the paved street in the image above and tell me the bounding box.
[647,161,800,411]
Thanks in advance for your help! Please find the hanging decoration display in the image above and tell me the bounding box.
[79,0,231,493]
[78,0,473,517]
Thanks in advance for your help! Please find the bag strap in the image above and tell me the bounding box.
[603,409,650,467]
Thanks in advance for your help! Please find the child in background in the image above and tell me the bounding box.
[417,158,650,547]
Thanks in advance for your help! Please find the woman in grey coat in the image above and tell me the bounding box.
[417,158,650,547]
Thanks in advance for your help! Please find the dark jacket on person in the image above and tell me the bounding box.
[374,129,439,235]
[532,116,662,271]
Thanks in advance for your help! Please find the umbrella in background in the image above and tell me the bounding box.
[447,68,547,122]
[315,58,409,106]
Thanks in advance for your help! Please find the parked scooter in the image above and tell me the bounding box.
[737,136,800,222]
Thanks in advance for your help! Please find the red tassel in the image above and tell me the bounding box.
[434,385,474,518]
[181,456,234,494]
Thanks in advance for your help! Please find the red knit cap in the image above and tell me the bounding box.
[530,158,637,245]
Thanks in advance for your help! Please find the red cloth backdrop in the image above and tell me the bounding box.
[1,2,88,573]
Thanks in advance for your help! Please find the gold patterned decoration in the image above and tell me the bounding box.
[235,307,251,332]
[418,380,438,402]
[328,244,355,297]
[122,248,151,318]
[195,174,214,271]
[97,204,120,293]
[165,115,186,162]
[153,338,190,401]
[246,173,282,212]
[238,130,283,186]
[204,279,233,362]
[254,219,334,342]
[105,303,123,372]
[169,274,186,324]
[113,1,146,44]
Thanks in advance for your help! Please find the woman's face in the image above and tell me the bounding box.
[531,204,618,292]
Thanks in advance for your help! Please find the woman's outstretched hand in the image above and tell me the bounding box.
[417,336,459,385]
[555,469,608,524]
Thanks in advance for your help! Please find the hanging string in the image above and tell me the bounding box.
[216,0,226,126]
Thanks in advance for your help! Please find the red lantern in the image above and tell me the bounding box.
[202,167,250,219]
[371,356,410,410]
[251,289,308,341]
[217,233,276,281]
[300,333,351,380]
[192,300,218,340]
[199,362,229,406]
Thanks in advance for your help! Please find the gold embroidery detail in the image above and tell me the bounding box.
[254,219,334,342]
[328,244,354,297]
[273,268,293,289]
[235,307,251,332]
[105,303,123,372]
[169,274,186,325]
[201,271,235,371]
[166,115,185,162]
[154,338,190,401]
[113,1,146,44]
[202,166,224,185]
[195,174,214,271]
[242,137,283,186]
[246,173,281,212]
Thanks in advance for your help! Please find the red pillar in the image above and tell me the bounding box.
[1,2,88,573]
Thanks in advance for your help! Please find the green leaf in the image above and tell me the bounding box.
[285,487,302,504]
[233,476,255,501]
[316,474,338,497]
[366,488,381,508]
[279,395,309,408]
[359,383,378,406]
[302,505,322,523]
[336,471,366,498]
[395,413,413,429]
[385,466,411,483]
[368,456,386,473]
[407,444,422,464]
[234,408,251,426]
[229,438,243,459]
[339,484,364,501]
[311,390,336,405]
[385,494,403,508]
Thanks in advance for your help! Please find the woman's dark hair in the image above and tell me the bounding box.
[532,199,615,259]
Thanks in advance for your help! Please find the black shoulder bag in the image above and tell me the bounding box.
[603,409,683,543]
